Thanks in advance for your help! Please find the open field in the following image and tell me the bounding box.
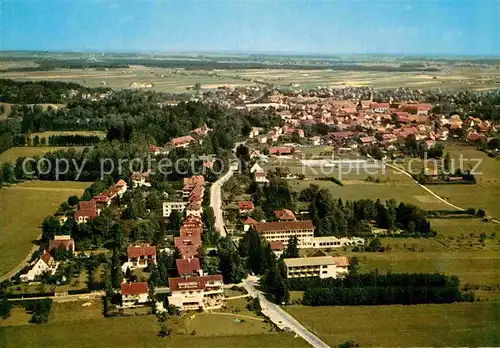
[353,250,500,287]
[0,146,90,163]
[0,311,307,348]
[0,180,90,278]
[286,302,500,347]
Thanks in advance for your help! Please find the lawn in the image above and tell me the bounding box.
[29,130,106,142]
[0,146,90,163]
[286,302,500,347]
[0,314,307,348]
[185,313,270,336]
[0,180,91,278]
[353,250,500,287]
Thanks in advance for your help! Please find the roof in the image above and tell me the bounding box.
[170,135,195,146]
[269,241,285,251]
[269,147,296,155]
[242,216,257,225]
[121,282,148,295]
[127,245,156,258]
[174,236,201,248]
[254,220,314,233]
[169,275,223,292]
[371,102,390,109]
[274,209,296,221]
[40,250,53,267]
[332,256,350,267]
[284,256,336,267]
[115,179,127,187]
[238,201,254,210]
[176,258,201,276]
[49,237,74,252]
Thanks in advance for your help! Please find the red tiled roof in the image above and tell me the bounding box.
[238,201,254,211]
[176,258,201,276]
[332,256,350,267]
[242,216,257,225]
[170,135,195,146]
[179,226,202,238]
[371,103,390,109]
[269,147,296,155]
[169,275,223,292]
[174,236,201,248]
[274,209,296,221]
[254,220,314,233]
[115,179,127,187]
[127,245,156,258]
[359,136,377,143]
[121,282,148,295]
[49,238,74,252]
[269,241,285,251]
[40,250,53,266]
[177,245,199,259]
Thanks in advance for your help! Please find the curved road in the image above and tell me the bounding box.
[242,276,330,348]
[210,162,239,237]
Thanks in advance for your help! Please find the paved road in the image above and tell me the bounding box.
[241,276,330,348]
[210,162,238,237]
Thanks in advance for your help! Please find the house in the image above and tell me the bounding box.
[168,275,225,311]
[371,102,390,113]
[254,171,269,183]
[121,282,149,308]
[250,162,264,174]
[284,256,350,279]
[257,135,268,144]
[183,176,205,198]
[274,209,296,221]
[131,172,151,188]
[310,136,322,146]
[268,147,298,156]
[269,241,285,258]
[241,216,257,232]
[74,200,100,224]
[191,124,212,137]
[254,220,315,248]
[467,133,487,143]
[400,103,432,115]
[149,145,168,156]
[238,201,255,215]
[20,250,57,282]
[49,235,75,253]
[249,127,264,139]
[186,202,203,218]
[358,136,377,145]
[176,258,202,277]
[170,135,195,148]
[163,201,188,217]
[127,245,157,269]
[115,179,128,197]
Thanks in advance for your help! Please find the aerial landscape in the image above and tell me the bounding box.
[1,1,500,347]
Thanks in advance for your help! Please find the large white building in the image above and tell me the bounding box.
[254,220,315,248]
[311,236,365,249]
[168,275,225,311]
[284,256,350,279]
[162,201,188,217]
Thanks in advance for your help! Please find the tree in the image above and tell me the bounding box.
[42,215,61,240]
[218,236,246,283]
[68,195,79,206]
[477,209,486,218]
[282,236,299,259]
[0,297,12,319]
[194,82,202,90]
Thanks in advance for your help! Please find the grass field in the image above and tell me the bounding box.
[286,302,500,347]
[29,130,106,142]
[0,180,91,278]
[353,250,500,287]
[0,146,90,163]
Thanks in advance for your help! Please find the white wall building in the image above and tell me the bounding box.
[311,236,365,249]
[254,220,315,248]
[163,201,188,217]
[284,256,350,279]
[168,275,225,311]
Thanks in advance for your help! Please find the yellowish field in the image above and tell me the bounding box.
[0,146,90,163]
[286,302,500,347]
[30,130,106,141]
[0,180,91,278]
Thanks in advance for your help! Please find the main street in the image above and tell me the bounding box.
[210,160,239,237]
[241,276,330,348]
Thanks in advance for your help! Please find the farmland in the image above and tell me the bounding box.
[0,180,90,278]
[0,146,90,163]
[286,302,500,347]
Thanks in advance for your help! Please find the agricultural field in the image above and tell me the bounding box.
[286,302,500,347]
[0,146,90,163]
[0,298,307,348]
[0,180,91,278]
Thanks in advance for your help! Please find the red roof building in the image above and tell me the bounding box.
[238,201,255,213]
[127,245,157,269]
[170,135,195,148]
[169,275,223,292]
[74,200,100,224]
[49,235,75,253]
[176,258,201,277]
[121,282,148,296]
[274,209,296,221]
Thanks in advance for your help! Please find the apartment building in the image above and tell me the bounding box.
[162,201,188,217]
[254,220,315,248]
[127,245,157,269]
[168,275,225,311]
[284,256,350,279]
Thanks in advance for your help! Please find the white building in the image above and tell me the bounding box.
[20,250,58,282]
[311,236,365,249]
[121,282,149,308]
[284,256,350,279]
[168,275,225,311]
[163,201,188,217]
[254,220,315,248]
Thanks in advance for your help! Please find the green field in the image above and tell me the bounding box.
[0,146,90,163]
[30,130,106,142]
[0,180,90,278]
[286,302,500,347]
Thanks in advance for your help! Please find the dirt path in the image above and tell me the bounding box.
[195,312,265,322]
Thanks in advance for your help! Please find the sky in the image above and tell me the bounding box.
[1,0,500,55]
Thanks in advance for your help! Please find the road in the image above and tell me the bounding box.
[241,276,330,348]
[210,161,238,237]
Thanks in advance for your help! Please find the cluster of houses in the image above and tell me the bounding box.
[247,96,496,152]
[237,204,363,279]
[163,176,205,218]
[148,124,213,153]
[74,179,128,224]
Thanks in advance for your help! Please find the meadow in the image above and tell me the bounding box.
[0,180,91,278]
[29,130,106,142]
[0,146,90,163]
[286,302,500,347]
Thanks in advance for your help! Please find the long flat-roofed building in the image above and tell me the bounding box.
[168,275,224,311]
[254,220,314,248]
[284,256,350,279]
